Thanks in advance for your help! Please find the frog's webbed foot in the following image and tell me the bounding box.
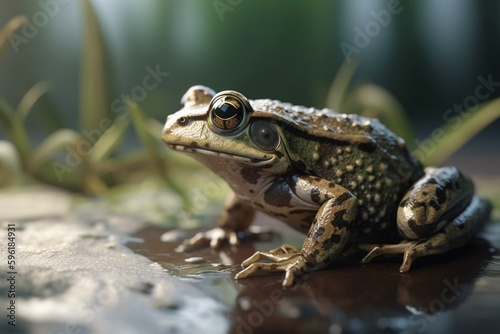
[360,240,423,272]
[175,227,239,252]
[235,244,306,287]
[362,167,492,273]
[362,194,492,272]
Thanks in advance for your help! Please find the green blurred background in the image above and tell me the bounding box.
[1,0,499,176]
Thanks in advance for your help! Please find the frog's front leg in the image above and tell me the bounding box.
[362,166,491,271]
[235,176,358,286]
[176,190,255,252]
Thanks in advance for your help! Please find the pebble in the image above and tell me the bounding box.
[185,257,205,264]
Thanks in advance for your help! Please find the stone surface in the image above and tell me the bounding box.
[0,187,229,334]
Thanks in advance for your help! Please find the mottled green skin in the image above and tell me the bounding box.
[162,86,492,286]
[249,99,424,243]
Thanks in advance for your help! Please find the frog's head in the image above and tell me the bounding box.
[161,86,294,177]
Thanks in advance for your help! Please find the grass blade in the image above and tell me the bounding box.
[326,59,358,111]
[0,15,26,60]
[127,99,189,202]
[127,99,160,160]
[28,129,107,194]
[89,116,130,164]
[80,0,109,131]
[16,81,51,121]
[418,98,500,166]
[0,141,22,186]
[342,84,415,146]
[27,128,82,173]
[0,98,30,164]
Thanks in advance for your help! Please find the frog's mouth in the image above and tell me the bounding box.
[167,144,275,165]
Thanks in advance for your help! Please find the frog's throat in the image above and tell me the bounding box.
[167,144,275,166]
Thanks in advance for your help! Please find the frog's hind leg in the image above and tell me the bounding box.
[362,196,490,271]
[362,167,491,272]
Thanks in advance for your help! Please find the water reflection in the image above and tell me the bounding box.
[128,225,498,334]
[229,238,493,333]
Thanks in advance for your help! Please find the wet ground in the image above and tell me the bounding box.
[1,187,499,334]
[129,219,500,334]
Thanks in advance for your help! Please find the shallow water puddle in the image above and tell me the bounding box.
[127,223,500,334]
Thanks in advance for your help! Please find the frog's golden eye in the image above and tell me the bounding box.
[208,91,252,135]
[250,120,280,151]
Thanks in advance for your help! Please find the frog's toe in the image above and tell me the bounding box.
[361,234,456,272]
[241,251,284,267]
[267,244,300,255]
[235,251,306,286]
[240,247,301,267]
[360,240,419,265]
[209,229,239,248]
[175,232,207,252]
[175,227,239,252]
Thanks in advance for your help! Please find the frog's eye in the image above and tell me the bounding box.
[250,120,280,151]
[208,91,251,135]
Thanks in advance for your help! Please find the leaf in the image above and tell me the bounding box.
[0,140,22,186]
[27,129,87,191]
[0,98,30,164]
[417,98,500,166]
[16,81,51,121]
[326,59,358,111]
[128,99,189,202]
[31,161,86,192]
[88,116,130,164]
[80,0,109,131]
[27,128,82,173]
[0,15,26,60]
[127,99,160,161]
[27,129,106,194]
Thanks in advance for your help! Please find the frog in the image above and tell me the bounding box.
[161,85,492,287]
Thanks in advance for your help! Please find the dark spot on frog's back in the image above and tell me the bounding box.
[240,167,261,184]
[358,142,376,153]
[264,181,293,207]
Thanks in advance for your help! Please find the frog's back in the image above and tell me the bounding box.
[251,99,424,242]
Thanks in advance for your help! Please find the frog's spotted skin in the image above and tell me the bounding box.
[162,86,492,286]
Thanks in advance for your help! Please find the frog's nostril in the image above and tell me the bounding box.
[177,117,187,125]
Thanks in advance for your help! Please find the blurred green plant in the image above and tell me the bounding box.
[325,59,500,166]
[0,4,498,208]
[0,1,191,199]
